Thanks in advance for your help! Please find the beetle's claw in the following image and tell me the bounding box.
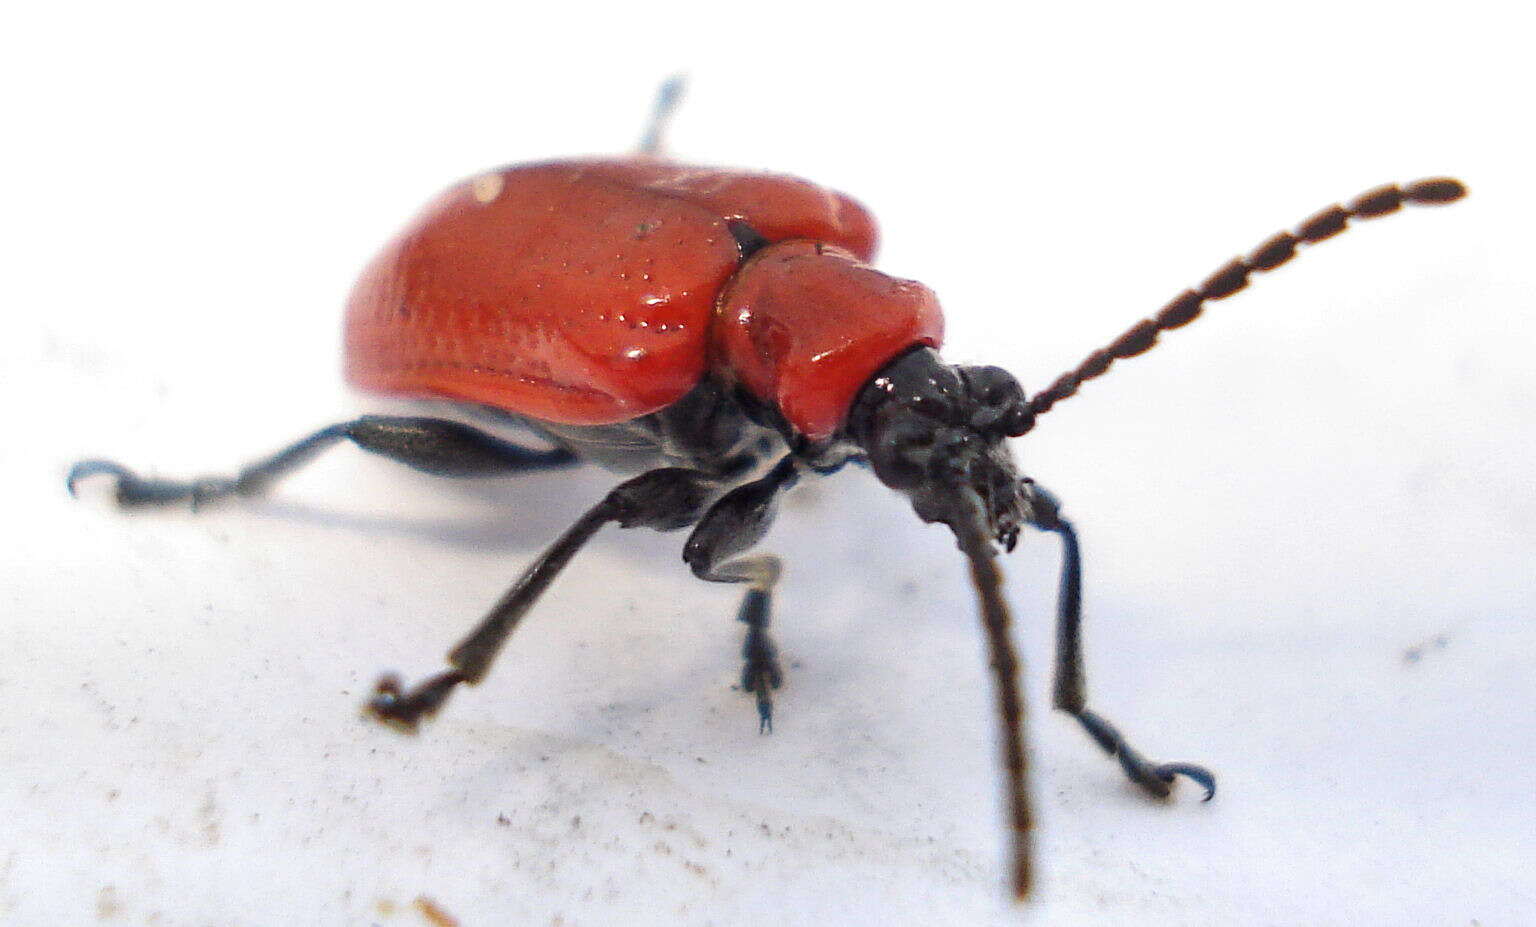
[1155,762,1217,802]
[366,670,464,733]
[66,459,135,498]
[66,458,181,506]
[367,673,423,732]
[1120,753,1218,802]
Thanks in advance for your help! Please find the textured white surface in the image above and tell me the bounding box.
[5,3,1534,924]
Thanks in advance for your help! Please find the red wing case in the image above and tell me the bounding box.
[345,161,737,424]
[345,159,882,426]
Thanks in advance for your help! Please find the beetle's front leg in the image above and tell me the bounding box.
[683,456,801,732]
[1022,480,1217,800]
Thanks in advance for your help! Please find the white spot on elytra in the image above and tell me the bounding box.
[471,173,504,204]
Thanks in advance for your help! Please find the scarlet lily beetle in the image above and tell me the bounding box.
[67,79,1466,899]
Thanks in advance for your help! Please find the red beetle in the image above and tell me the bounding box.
[67,81,1466,899]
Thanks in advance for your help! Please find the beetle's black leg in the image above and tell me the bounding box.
[1022,481,1217,800]
[636,74,685,156]
[369,466,719,730]
[67,415,577,508]
[683,456,800,732]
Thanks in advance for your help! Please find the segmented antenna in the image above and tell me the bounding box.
[1027,177,1467,418]
[951,487,1033,900]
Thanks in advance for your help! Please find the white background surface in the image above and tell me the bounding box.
[4,3,1533,924]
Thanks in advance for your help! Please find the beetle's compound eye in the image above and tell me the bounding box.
[958,365,1032,436]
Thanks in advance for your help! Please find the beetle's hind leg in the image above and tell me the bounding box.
[1022,480,1217,800]
[67,415,578,507]
[683,456,800,732]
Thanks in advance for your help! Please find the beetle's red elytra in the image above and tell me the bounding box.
[343,159,932,440]
[67,80,1466,901]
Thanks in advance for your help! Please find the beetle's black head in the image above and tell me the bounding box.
[848,346,1039,548]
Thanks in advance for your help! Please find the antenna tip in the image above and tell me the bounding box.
[1011,864,1033,902]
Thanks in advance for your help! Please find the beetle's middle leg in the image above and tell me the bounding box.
[367,466,721,730]
[1021,480,1217,800]
[683,455,800,732]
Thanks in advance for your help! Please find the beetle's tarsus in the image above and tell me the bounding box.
[367,669,467,732]
[66,458,232,508]
[737,592,783,735]
[756,688,773,734]
[1075,707,1216,801]
[189,477,239,509]
[743,661,779,734]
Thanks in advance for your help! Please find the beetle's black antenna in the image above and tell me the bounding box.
[637,74,686,156]
[951,486,1033,900]
[1026,177,1467,420]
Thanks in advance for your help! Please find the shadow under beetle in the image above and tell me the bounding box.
[68,80,1466,898]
